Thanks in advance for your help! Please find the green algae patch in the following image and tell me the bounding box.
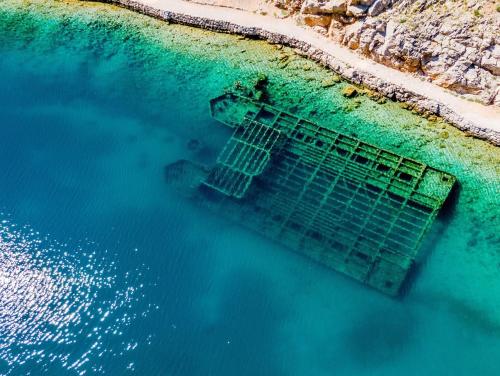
[1,0,499,328]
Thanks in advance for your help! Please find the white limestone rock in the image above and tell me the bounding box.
[346,4,369,17]
[301,0,348,14]
[367,0,391,16]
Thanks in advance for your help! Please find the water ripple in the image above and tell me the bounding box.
[0,214,148,375]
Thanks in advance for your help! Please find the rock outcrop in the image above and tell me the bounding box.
[192,0,499,106]
[297,0,500,106]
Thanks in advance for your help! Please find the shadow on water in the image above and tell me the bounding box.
[339,304,417,370]
[95,198,290,375]
[400,218,450,298]
[400,182,461,298]
[412,291,500,339]
[404,181,500,339]
[204,268,289,376]
[141,267,289,376]
[437,182,461,221]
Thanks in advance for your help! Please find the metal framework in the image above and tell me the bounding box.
[165,92,456,296]
[204,119,283,198]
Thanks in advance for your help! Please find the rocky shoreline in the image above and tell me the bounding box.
[278,1,500,106]
[96,0,500,145]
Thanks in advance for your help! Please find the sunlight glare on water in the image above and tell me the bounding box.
[0,215,147,375]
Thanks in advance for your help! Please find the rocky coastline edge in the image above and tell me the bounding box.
[93,0,500,146]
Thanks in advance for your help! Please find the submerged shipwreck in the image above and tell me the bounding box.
[165,92,456,296]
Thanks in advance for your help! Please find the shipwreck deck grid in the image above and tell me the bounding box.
[204,119,283,198]
[168,93,456,295]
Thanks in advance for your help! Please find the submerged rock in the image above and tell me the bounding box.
[321,74,342,87]
[342,84,358,97]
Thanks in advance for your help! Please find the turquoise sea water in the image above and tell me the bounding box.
[1,1,499,375]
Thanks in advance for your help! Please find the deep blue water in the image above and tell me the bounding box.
[1,5,500,376]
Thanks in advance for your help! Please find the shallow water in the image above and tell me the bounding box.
[0,1,499,375]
